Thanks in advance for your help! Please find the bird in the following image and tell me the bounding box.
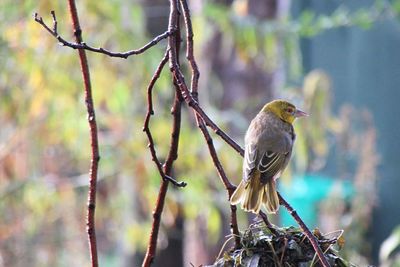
[230,99,308,214]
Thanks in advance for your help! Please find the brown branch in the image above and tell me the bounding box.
[259,211,279,236]
[179,0,199,94]
[66,1,99,267]
[34,11,172,59]
[34,10,242,151]
[197,122,235,192]
[37,1,330,266]
[178,0,241,248]
[197,120,242,246]
[175,1,329,266]
[278,193,331,267]
[142,1,183,266]
[142,87,184,267]
[142,51,187,188]
[172,66,244,156]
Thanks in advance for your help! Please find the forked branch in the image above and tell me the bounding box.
[143,1,184,266]
[142,51,187,188]
[36,1,331,266]
[178,0,240,248]
[171,1,330,266]
[34,11,173,59]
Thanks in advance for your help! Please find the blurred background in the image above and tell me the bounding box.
[1,0,400,266]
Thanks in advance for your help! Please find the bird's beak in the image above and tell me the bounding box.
[294,109,308,118]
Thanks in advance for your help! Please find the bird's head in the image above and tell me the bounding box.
[262,99,308,124]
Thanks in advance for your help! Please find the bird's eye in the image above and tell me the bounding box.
[286,107,294,114]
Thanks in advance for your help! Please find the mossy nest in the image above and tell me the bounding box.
[208,222,354,267]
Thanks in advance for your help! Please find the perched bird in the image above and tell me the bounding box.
[230,99,308,214]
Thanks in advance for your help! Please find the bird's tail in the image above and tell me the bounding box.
[263,179,279,213]
[230,171,280,214]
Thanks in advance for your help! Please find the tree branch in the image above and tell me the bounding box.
[142,87,184,267]
[66,1,99,267]
[34,11,172,59]
[172,66,244,157]
[36,1,331,266]
[278,193,331,267]
[172,1,330,266]
[178,0,241,248]
[142,1,184,266]
[142,51,187,188]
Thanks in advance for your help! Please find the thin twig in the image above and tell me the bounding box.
[164,1,242,156]
[259,211,279,236]
[142,1,183,266]
[198,119,242,243]
[34,11,172,59]
[37,1,331,266]
[171,65,244,156]
[280,237,288,265]
[278,193,330,267]
[66,1,99,267]
[142,87,183,267]
[34,10,242,154]
[142,51,186,188]
[179,0,199,94]
[178,0,241,248]
[174,1,329,265]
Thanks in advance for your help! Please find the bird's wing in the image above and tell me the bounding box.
[243,143,257,182]
[257,151,288,182]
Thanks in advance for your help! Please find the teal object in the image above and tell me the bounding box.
[279,174,354,228]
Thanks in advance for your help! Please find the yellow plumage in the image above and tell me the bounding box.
[230,170,280,214]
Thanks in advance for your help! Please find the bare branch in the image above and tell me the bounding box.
[175,1,330,266]
[259,211,279,236]
[34,11,172,59]
[65,1,99,266]
[143,1,184,265]
[142,90,184,267]
[178,0,241,248]
[278,193,331,267]
[142,51,187,188]
[172,67,244,156]
[36,1,331,266]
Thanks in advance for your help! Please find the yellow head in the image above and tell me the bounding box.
[262,99,308,124]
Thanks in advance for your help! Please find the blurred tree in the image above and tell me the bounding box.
[292,0,400,264]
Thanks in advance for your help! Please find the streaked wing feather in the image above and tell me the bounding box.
[243,144,257,181]
[257,151,287,180]
[259,153,280,170]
